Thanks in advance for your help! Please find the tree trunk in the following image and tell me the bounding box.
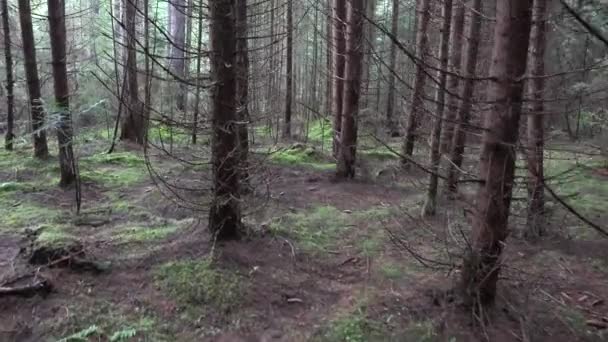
[331,0,346,156]
[460,0,532,308]
[17,0,49,158]
[525,0,548,239]
[236,0,250,186]
[336,0,364,179]
[439,1,465,155]
[384,0,399,136]
[445,0,482,193]
[169,0,187,111]
[402,0,431,160]
[120,0,145,144]
[48,0,76,188]
[1,0,14,150]
[192,0,204,144]
[208,0,242,240]
[422,0,452,217]
[282,0,293,138]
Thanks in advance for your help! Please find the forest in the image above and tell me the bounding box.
[0,0,607,340]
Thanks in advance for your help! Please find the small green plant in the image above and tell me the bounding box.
[268,144,335,170]
[109,327,138,341]
[154,258,243,313]
[57,324,100,342]
[380,262,405,280]
[401,320,437,342]
[307,119,333,146]
[117,224,179,242]
[320,308,381,342]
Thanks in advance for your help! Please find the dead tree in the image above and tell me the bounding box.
[208,0,242,240]
[1,0,14,150]
[460,0,532,308]
[48,0,76,187]
[336,0,364,178]
[17,0,49,158]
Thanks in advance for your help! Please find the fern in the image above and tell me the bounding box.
[56,325,100,342]
[110,327,138,341]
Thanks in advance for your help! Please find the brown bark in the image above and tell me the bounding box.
[208,0,242,240]
[192,0,204,144]
[460,0,532,307]
[120,0,145,144]
[17,0,49,158]
[282,0,293,138]
[236,0,250,185]
[336,0,364,179]
[402,0,431,160]
[48,0,76,187]
[169,0,186,111]
[445,0,482,193]
[439,1,465,155]
[2,0,14,150]
[422,0,452,217]
[525,0,548,238]
[331,0,346,156]
[384,0,399,136]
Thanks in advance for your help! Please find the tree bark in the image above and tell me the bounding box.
[336,0,364,179]
[384,0,399,136]
[439,1,465,155]
[236,0,250,186]
[331,0,346,156]
[169,0,187,111]
[460,0,532,308]
[48,0,76,187]
[120,0,145,144]
[208,0,242,240]
[402,0,431,160]
[422,0,452,217]
[1,0,14,150]
[445,0,482,193]
[17,0,49,158]
[282,0,293,138]
[525,0,548,239]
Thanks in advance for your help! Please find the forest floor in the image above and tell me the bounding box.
[0,124,607,342]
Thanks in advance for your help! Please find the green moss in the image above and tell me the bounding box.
[316,306,383,342]
[154,258,243,313]
[83,151,144,167]
[379,262,405,280]
[271,206,351,254]
[117,223,179,242]
[150,123,192,146]
[360,147,399,161]
[0,197,65,231]
[307,119,333,146]
[36,225,76,246]
[269,144,335,171]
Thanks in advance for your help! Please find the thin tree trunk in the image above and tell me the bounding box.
[460,0,532,308]
[170,0,186,111]
[331,0,346,156]
[402,0,431,160]
[336,0,364,178]
[445,0,482,193]
[1,0,14,150]
[525,0,548,239]
[439,1,465,155]
[236,0,250,186]
[120,0,145,143]
[17,0,49,158]
[208,0,242,240]
[384,0,399,136]
[192,0,203,144]
[422,0,452,217]
[48,0,76,187]
[283,0,293,138]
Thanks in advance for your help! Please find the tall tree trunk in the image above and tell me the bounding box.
[236,0,250,185]
[422,0,452,217]
[361,0,375,111]
[336,0,364,178]
[331,0,346,156]
[460,0,532,308]
[325,2,332,126]
[402,0,431,160]
[17,0,49,158]
[439,1,465,155]
[2,0,14,150]
[384,0,399,136]
[192,0,204,144]
[48,0,76,187]
[170,0,187,111]
[445,0,482,193]
[208,0,242,240]
[525,0,548,239]
[282,0,293,138]
[120,0,145,143]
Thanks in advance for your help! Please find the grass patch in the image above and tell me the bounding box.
[315,305,384,342]
[154,258,243,314]
[271,205,352,254]
[0,197,65,231]
[117,223,179,242]
[379,262,406,281]
[307,119,333,147]
[268,144,335,171]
